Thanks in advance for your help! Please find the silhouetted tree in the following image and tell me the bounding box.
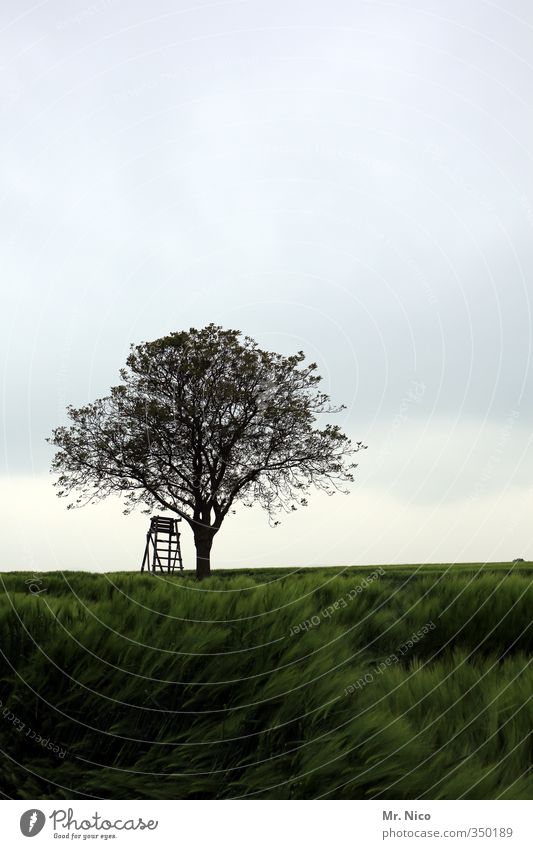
[49,325,365,578]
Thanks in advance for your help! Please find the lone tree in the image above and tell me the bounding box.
[49,325,365,578]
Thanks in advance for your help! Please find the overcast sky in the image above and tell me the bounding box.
[1,0,532,571]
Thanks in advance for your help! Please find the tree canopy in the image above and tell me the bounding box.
[49,324,365,577]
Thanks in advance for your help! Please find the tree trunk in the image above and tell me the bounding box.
[194,529,215,579]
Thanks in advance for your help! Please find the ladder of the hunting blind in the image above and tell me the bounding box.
[141,516,184,573]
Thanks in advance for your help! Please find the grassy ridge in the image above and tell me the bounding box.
[0,565,532,799]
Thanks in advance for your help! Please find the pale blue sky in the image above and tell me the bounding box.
[1,0,532,569]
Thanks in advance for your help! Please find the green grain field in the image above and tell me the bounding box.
[0,563,532,799]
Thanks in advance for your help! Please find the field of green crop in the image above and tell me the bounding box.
[0,563,532,799]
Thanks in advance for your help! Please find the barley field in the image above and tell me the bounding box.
[0,563,532,799]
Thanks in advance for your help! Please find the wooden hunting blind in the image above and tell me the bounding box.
[141,515,184,573]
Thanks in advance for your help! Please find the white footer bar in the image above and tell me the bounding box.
[2,799,531,848]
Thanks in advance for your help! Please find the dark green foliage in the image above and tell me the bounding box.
[0,564,532,799]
